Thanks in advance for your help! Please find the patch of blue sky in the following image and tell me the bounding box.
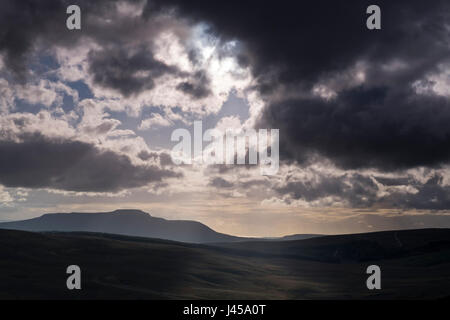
[119,91,251,150]
[66,80,94,100]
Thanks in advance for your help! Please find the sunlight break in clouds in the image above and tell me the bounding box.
[0,0,449,236]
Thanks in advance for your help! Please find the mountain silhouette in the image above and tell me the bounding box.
[0,209,248,243]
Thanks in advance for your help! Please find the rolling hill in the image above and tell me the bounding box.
[0,228,449,299]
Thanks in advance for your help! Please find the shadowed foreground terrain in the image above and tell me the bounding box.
[0,228,449,299]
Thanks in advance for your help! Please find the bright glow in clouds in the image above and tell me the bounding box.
[1,2,449,237]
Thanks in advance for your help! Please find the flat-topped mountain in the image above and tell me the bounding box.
[0,209,246,243]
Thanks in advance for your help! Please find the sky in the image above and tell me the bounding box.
[0,0,450,237]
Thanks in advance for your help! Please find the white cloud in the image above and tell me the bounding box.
[138,113,173,130]
[0,186,14,206]
[413,63,450,97]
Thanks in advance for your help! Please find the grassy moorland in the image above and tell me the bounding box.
[0,228,449,299]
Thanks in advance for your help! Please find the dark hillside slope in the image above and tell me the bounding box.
[0,228,449,299]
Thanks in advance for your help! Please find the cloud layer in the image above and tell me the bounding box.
[0,133,180,192]
[148,0,450,170]
[1,0,450,227]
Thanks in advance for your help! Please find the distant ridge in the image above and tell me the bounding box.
[274,234,322,241]
[0,209,323,243]
[0,209,246,243]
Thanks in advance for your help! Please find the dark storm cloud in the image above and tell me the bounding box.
[0,0,127,78]
[159,152,173,166]
[88,46,179,96]
[146,0,448,89]
[0,0,215,97]
[137,150,158,161]
[209,177,234,188]
[276,173,379,208]
[88,45,214,97]
[274,171,450,210]
[383,174,450,210]
[176,71,211,99]
[147,0,450,171]
[137,150,173,166]
[0,134,181,192]
[2,0,450,212]
[262,87,450,170]
[0,0,71,77]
